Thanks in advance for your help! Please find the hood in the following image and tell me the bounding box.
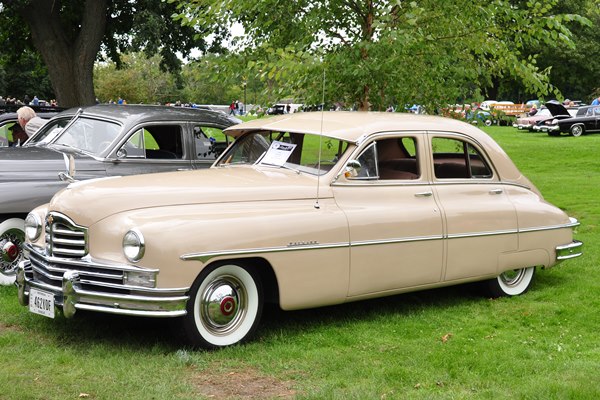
[49,167,331,226]
[0,146,104,183]
[544,101,570,117]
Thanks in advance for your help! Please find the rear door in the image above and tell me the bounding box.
[428,133,518,281]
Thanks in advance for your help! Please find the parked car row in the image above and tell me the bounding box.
[512,100,600,137]
[8,110,582,348]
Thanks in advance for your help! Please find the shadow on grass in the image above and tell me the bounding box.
[12,282,489,352]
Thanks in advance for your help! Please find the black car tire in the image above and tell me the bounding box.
[570,124,585,137]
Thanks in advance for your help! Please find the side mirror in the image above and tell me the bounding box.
[344,160,361,178]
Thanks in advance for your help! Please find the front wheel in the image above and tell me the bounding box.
[481,267,536,298]
[0,218,25,286]
[570,124,584,137]
[181,263,263,348]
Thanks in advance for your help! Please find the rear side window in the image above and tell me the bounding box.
[432,137,492,179]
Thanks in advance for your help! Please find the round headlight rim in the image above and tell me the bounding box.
[24,213,42,242]
[123,228,145,263]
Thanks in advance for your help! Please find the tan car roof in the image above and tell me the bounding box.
[224,111,492,144]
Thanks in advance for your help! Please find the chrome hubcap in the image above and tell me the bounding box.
[499,269,525,287]
[200,275,247,335]
[0,228,24,274]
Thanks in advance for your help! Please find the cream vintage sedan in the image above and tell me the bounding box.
[16,112,582,348]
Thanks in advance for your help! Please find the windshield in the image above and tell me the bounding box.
[216,131,350,176]
[53,117,121,156]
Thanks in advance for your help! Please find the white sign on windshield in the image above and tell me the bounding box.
[259,140,297,167]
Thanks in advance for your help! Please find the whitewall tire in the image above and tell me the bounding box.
[483,267,536,297]
[182,263,263,348]
[0,218,25,286]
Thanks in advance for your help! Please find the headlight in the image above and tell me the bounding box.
[24,213,42,241]
[122,228,145,262]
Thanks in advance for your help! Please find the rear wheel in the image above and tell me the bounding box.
[570,124,584,137]
[482,267,536,297]
[181,263,263,348]
[0,218,25,286]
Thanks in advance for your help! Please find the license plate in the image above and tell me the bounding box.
[29,288,55,319]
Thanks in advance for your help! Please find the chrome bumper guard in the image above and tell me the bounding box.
[16,259,189,319]
[556,240,583,261]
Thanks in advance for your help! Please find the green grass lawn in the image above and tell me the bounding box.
[1,124,598,399]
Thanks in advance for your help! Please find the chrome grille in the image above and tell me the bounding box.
[45,213,88,258]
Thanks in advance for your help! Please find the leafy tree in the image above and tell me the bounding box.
[94,53,181,104]
[0,49,53,103]
[181,53,273,107]
[0,0,206,107]
[173,0,590,110]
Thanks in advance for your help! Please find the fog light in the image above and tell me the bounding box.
[124,270,156,288]
[123,229,145,262]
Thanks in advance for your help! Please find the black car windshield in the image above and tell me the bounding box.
[216,130,350,176]
[52,117,121,156]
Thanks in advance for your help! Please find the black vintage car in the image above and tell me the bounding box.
[542,102,599,137]
[0,104,240,283]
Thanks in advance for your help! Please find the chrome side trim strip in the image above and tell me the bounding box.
[351,235,443,247]
[181,242,349,263]
[448,229,517,239]
[519,219,579,233]
[181,221,579,264]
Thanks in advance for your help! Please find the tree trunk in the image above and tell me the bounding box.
[19,0,107,107]
[358,0,374,111]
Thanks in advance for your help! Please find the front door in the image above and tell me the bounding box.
[333,134,444,298]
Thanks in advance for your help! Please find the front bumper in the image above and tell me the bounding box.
[16,248,189,319]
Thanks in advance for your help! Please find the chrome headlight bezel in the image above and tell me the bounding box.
[24,213,42,242]
[122,228,145,263]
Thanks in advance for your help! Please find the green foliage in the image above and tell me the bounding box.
[94,53,180,104]
[0,49,53,101]
[174,0,590,110]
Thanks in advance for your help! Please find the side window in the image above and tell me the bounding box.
[194,125,227,160]
[432,137,492,179]
[350,136,420,181]
[377,137,420,180]
[122,125,184,159]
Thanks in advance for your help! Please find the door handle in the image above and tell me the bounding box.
[489,188,503,195]
[415,191,433,197]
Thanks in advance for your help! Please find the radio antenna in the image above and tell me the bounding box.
[314,68,326,209]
